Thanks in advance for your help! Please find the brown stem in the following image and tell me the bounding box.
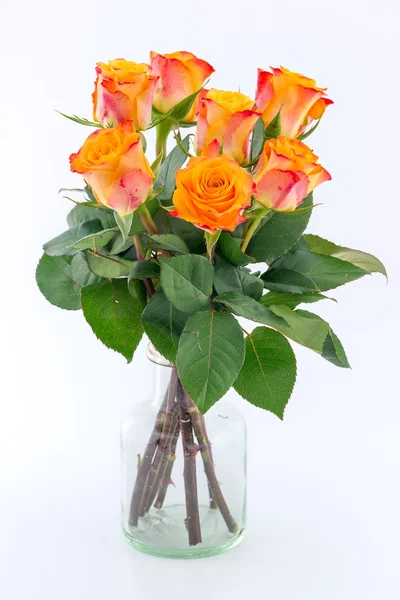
[177,380,202,546]
[200,414,218,510]
[154,416,181,508]
[128,393,167,526]
[140,369,179,514]
[182,390,238,534]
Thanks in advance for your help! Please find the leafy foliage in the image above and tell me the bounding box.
[36,253,101,310]
[81,279,143,362]
[261,291,332,309]
[154,135,190,201]
[142,291,189,363]
[39,105,386,418]
[265,250,368,292]
[176,310,245,413]
[214,254,263,300]
[159,255,214,312]
[246,194,313,263]
[234,327,296,419]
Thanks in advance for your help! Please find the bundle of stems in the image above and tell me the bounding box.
[128,366,238,545]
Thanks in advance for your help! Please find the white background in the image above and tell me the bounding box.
[1,0,399,598]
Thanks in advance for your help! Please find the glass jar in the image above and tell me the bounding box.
[121,344,247,558]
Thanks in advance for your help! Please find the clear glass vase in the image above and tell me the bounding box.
[121,344,247,558]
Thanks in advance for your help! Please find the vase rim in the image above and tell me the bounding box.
[146,343,174,368]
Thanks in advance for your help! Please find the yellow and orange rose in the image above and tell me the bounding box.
[92,59,158,131]
[194,89,260,164]
[150,51,215,122]
[70,121,154,216]
[171,141,254,233]
[254,136,331,211]
[255,66,333,138]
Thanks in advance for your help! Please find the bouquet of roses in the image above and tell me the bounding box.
[36,51,385,548]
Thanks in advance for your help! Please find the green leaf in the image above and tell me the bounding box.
[145,234,189,254]
[67,205,116,229]
[250,117,265,161]
[267,250,368,292]
[215,291,288,329]
[36,253,101,310]
[85,250,133,278]
[260,291,332,309]
[214,255,264,300]
[264,109,281,140]
[218,232,254,266]
[128,278,147,307]
[294,310,350,368]
[159,254,213,312]
[56,111,102,128]
[108,233,135,256]
[168,86,205,122]
[176,310,245,413]
[267,305,350,367]
[261,268,321,293]
[72,228,117,250]
[268,304,329,353]
[129,261,160,279]
[154,135,190,201]
[142,291,189,363]
[43,219,105,257]
[115,212,134,243]
[234,327,296,419]
[246,193,313,263]
[322,328,350,368]
[81,279,143,362]
[304,234,387,278]
[168,215,206,254]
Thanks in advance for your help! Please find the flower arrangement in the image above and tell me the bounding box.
[37,51,385,552]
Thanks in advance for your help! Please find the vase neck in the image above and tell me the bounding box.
[147,343,174,404]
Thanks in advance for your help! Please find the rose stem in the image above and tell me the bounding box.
[128,392,167,526]
[200,413,218,510]
[177,380,202,546]
[133,235,155,298]
[139,369,179,515]
[182,390,238,534]
[154,416,181,509]
[240,217,262,253]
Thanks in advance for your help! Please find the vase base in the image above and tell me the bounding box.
[122,503,245,559]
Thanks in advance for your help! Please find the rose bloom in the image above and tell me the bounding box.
[92,59,158,130]
[194,89,260,164]
[171,141,254,233]
[150,51,215,122]
[254,136,331,212]
[70,121,154,216]
[255,66,333,138]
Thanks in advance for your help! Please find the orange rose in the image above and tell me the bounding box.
[255,67,333,138]
[70,121,154,216]
[93,59,158,130]
[171,141,254,233]
[150,51,215,122]
[254,136,331,211]
[194,89,260,164]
